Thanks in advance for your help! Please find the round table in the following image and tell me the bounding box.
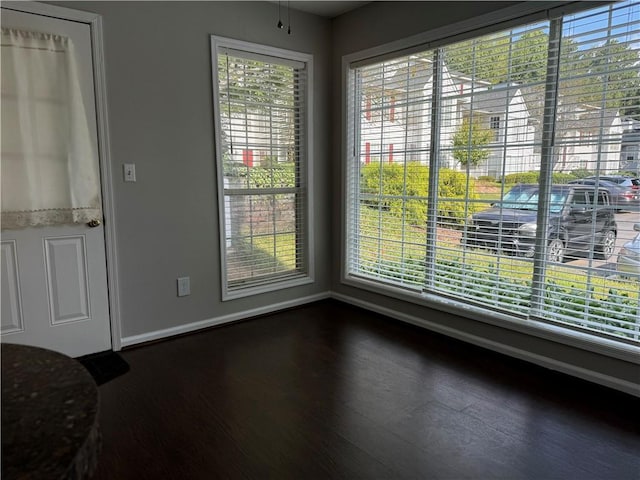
[1,343,100,480]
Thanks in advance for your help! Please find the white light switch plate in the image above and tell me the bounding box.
[123,163,136,182]
[177,277,190,297]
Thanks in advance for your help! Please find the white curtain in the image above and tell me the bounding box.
[1,28,101,229]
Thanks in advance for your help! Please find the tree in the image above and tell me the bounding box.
[217,54,298,172]
[444,28,550,85]
[511,30,549,83]
[570,39,640,118]
[443,35,510,84]
[452,118,493,167]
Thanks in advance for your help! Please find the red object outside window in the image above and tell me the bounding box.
[365,142,371,164]
[388,144,394,163]
[242,149,253,167]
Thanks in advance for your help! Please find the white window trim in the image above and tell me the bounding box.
[340,2,640,364]
[211,36,314,301]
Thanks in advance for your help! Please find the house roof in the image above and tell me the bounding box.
[466,85,521,114]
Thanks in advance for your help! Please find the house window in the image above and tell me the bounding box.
[212,37,313,299]
[490,116,500,141]
[389,95,396,122]
[345,1,639,347]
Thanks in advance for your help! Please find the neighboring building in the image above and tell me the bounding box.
[554,106,622,174]
[620,118,640,174]
[455,83,536,178]
[359,59,625,178]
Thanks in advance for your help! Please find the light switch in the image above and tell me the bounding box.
[177,277,190,297]
[123,163,136,182]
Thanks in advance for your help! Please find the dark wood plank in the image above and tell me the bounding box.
[92,300,640,479]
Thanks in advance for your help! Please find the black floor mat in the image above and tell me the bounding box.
[78,350,130,386]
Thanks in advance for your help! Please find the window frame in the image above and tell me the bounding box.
[211,36,314,300]
[340,2,639,363]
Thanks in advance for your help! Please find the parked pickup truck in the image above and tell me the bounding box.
[462,184,617,263]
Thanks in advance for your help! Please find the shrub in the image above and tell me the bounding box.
[552,172,576,184]
[570,168,593,179]
[364,256,639,339]
[477,175,498,183]
[360,163,478,225]
[504,171,539,184]
[503,171,578,185]
[247,163,295,188]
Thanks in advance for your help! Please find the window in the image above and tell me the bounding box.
[212,37,313,299]
[345,1,640,347]
[490,116,500,141]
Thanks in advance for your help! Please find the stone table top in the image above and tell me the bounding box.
[2,343,100,480]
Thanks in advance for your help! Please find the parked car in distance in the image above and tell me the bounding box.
[617,223,640,278]
[593,175,640,189]
[567,176,640,212]
[463,184,617,263]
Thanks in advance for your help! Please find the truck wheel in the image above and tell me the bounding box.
[595,230,616,260]
[547,238,565,263]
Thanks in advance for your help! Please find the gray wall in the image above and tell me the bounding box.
[48,0,637,390]
[52,1,332,338]
[330,2,639,389]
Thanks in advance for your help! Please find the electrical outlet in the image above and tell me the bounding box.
[177,277,190,297]
[123,163,136,182]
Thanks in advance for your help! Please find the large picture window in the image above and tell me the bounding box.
[345,1,640,346]
[212,37,313,299]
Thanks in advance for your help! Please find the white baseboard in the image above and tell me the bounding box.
[331,291,640,397]
[120,292,331,348]
[119,288,638,397]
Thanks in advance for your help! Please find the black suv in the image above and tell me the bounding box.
[462,184,617,262]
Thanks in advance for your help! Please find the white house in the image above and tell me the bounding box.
[453,82,537,178]
[359,60,537,177]
[360,60,624,177]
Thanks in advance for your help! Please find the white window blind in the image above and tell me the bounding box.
[346,1,640,345]
[212,38,312,298]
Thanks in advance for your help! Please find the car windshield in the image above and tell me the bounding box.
[498,186,568,213]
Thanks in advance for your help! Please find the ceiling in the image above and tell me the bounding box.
[275,1,371,19]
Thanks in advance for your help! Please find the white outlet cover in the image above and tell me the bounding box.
[177,276,190,297]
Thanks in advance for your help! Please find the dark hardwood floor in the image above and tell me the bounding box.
[93,300,639,479]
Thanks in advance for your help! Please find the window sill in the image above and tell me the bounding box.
[223,274,314,301]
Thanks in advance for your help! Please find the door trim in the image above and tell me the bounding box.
[2,2,122,350]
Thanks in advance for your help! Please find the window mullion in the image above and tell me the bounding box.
[530,17,563,315]
[424,48,444,290]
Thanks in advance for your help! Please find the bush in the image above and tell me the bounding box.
[503,171,578,185]
[477,175,498,183]
[360,163,478,225]
[247,163,295,188]
[503,171,540,184]
[364,256,639,339]
[570,168,593,179]
[552,172,576,184]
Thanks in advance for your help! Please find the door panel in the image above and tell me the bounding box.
[1,8,111,357]
[1,241,24,334]
[45,236,91,324]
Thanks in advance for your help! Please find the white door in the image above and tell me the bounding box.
[1,7,112,357]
